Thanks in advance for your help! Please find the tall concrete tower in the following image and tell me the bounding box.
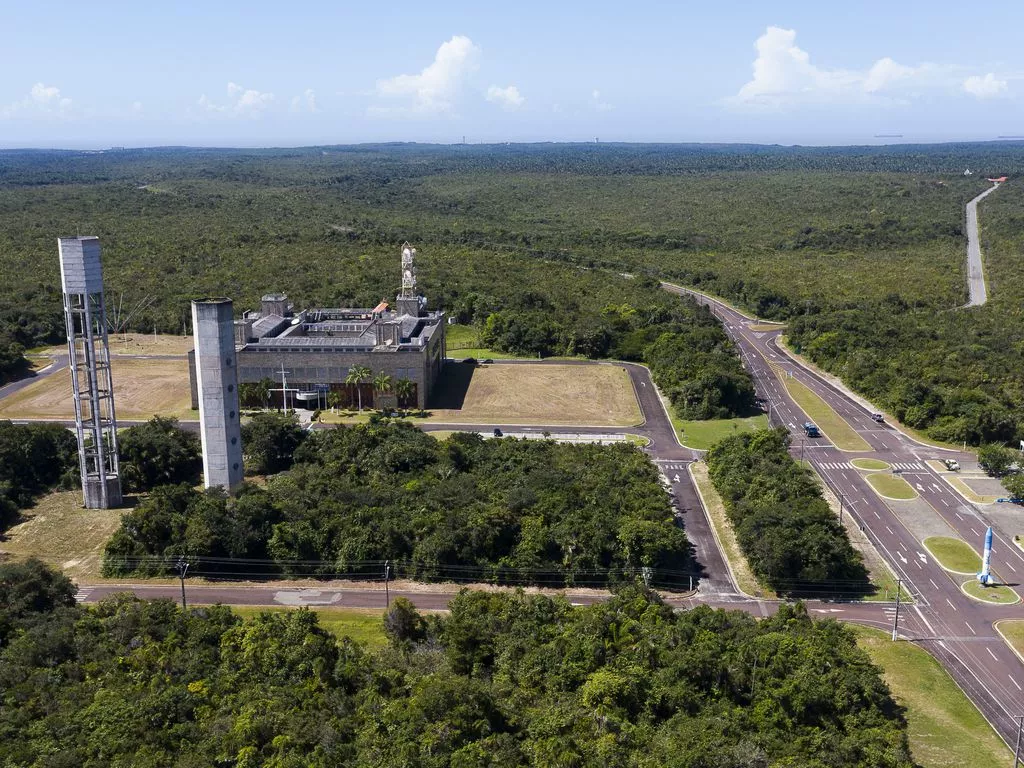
[58,236,122,509]
[191,299,244,491]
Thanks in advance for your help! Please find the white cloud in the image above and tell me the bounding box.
[486,84,524,110]
[374,35,480,114]
[733,27,952,107]
[2,82,73,118]
[198,82,275,116]
[290,88,318,113]
[963,73,1007,99]
[591,89,613,112]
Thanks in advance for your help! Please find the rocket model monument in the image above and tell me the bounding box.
[977,526,994,585]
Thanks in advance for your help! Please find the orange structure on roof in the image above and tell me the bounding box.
[987,176,1008,183]
[372,300,389,313]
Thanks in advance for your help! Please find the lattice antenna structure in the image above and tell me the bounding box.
[58,236,122,509]
[400,242,417,299]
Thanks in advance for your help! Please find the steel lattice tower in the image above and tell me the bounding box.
[58,236,122,508]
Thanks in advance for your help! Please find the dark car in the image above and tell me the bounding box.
[493,428,503,437]
[870,413,884,423]
[463,357,478,366]
[802,422,820,437]
[481,358,494,364]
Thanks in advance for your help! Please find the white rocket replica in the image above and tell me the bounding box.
[977,527,994,585]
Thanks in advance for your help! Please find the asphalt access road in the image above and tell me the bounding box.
[668,283,1024,748]
[966,182,1000,307]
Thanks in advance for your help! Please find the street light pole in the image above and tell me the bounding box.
[838,492,845,523]
[891,578,902,641]
[176,556,189,610]
[384,559,391,607]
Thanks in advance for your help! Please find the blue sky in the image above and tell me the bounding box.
[2,0,1023,148]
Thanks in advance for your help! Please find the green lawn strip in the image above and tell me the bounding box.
[671,414,769,450]
[961,580,1019,605]
[445,324,535,360]
[231,606,388,650]
[852,458,891,470]
[865,472,918,500]
[689,462,775,598]
[995,620,1024,663]
[780,376,871,451]
[946,476,999,504]
[747,323,787,332]
[923,536,981,575]
[850,625,1012,768]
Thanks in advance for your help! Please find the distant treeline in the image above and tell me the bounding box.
[103,421,692,587]
[706,428,870,596]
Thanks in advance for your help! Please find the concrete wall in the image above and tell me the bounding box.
[192,300,244,491]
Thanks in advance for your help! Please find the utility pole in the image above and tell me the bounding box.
[176,556,189,610]
[384,559,391,607]
[838,492,845,523]
[891,578,902,641]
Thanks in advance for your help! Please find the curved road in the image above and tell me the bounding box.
[966,182,1001,306]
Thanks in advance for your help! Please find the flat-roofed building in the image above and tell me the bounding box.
[188,244,446,411]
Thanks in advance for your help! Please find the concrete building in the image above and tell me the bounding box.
[188,244,446,411]
[57,236,122,509]
[192,299,244,492]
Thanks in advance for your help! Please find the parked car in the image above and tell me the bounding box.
[943,458,960,471]
[493,428,503,437]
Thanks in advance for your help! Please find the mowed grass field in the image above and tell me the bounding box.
[924,536,981,574]
[32,333,194,357]
[231,606,389,650]
[427,363,642,426]
[851,625,1011,768]
[0,490,124,581]
[0,357,194,421]
[865,472,919,500]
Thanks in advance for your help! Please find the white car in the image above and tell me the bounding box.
[943,459,960,471]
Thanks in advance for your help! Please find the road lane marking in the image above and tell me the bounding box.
[970,527,980,536]
[966,622,976,635]
[987,647,998,661]
[1007,562,1017,573]
[955,512,963,520]
[915,559,922,568]
[946,598,958,611]
[929,578,939,589]
[1011,676,1022,691]
[886,525,894,534]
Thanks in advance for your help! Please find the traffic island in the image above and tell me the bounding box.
[865,472,918,500]
[923,536,981,575]
[778,376,871,451]
[852,458,891,471]
[961,580,1019,605]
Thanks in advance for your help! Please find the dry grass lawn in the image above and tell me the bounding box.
[0,490,124,581]
[35,333,194,357]
[0,357,194,421]
[428,363,641,426]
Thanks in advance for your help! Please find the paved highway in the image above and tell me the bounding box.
[668,283,1024,747]
[966,182,1000,307]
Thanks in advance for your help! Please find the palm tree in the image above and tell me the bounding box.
[373,372,393,409]
[326,391,342,414]
[345,365,372,411]
[394,378,414,410]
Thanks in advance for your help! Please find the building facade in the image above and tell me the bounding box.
[188,244,446,411]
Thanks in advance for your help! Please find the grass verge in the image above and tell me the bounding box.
[673,414,769,450]
[865,472,919,500]
[850,625,1012,768]
[689,462,775,598]
[947,476,998,504]
[923,536,981,574]
[852,458,891,471]
[961,580,1019,605]
[231,606,388,649]
[995,620,1024,663]
[779,376,871,451]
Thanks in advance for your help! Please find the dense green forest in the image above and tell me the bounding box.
[2,142,1024,440]
[706,428,870,596]
[103,420,692,587]
[0,421,78,527]
[0,559,914,767]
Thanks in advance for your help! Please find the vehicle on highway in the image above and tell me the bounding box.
[943,458,960,471]
[802,422,820,437]
[463,357,478,366]
[481,358,494,364]
[870,412,884,423]
[493,428,503,437]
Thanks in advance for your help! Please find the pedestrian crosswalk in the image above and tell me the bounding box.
[817,461,924,471]
[661,463,689,470]
[73,588,92,603]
